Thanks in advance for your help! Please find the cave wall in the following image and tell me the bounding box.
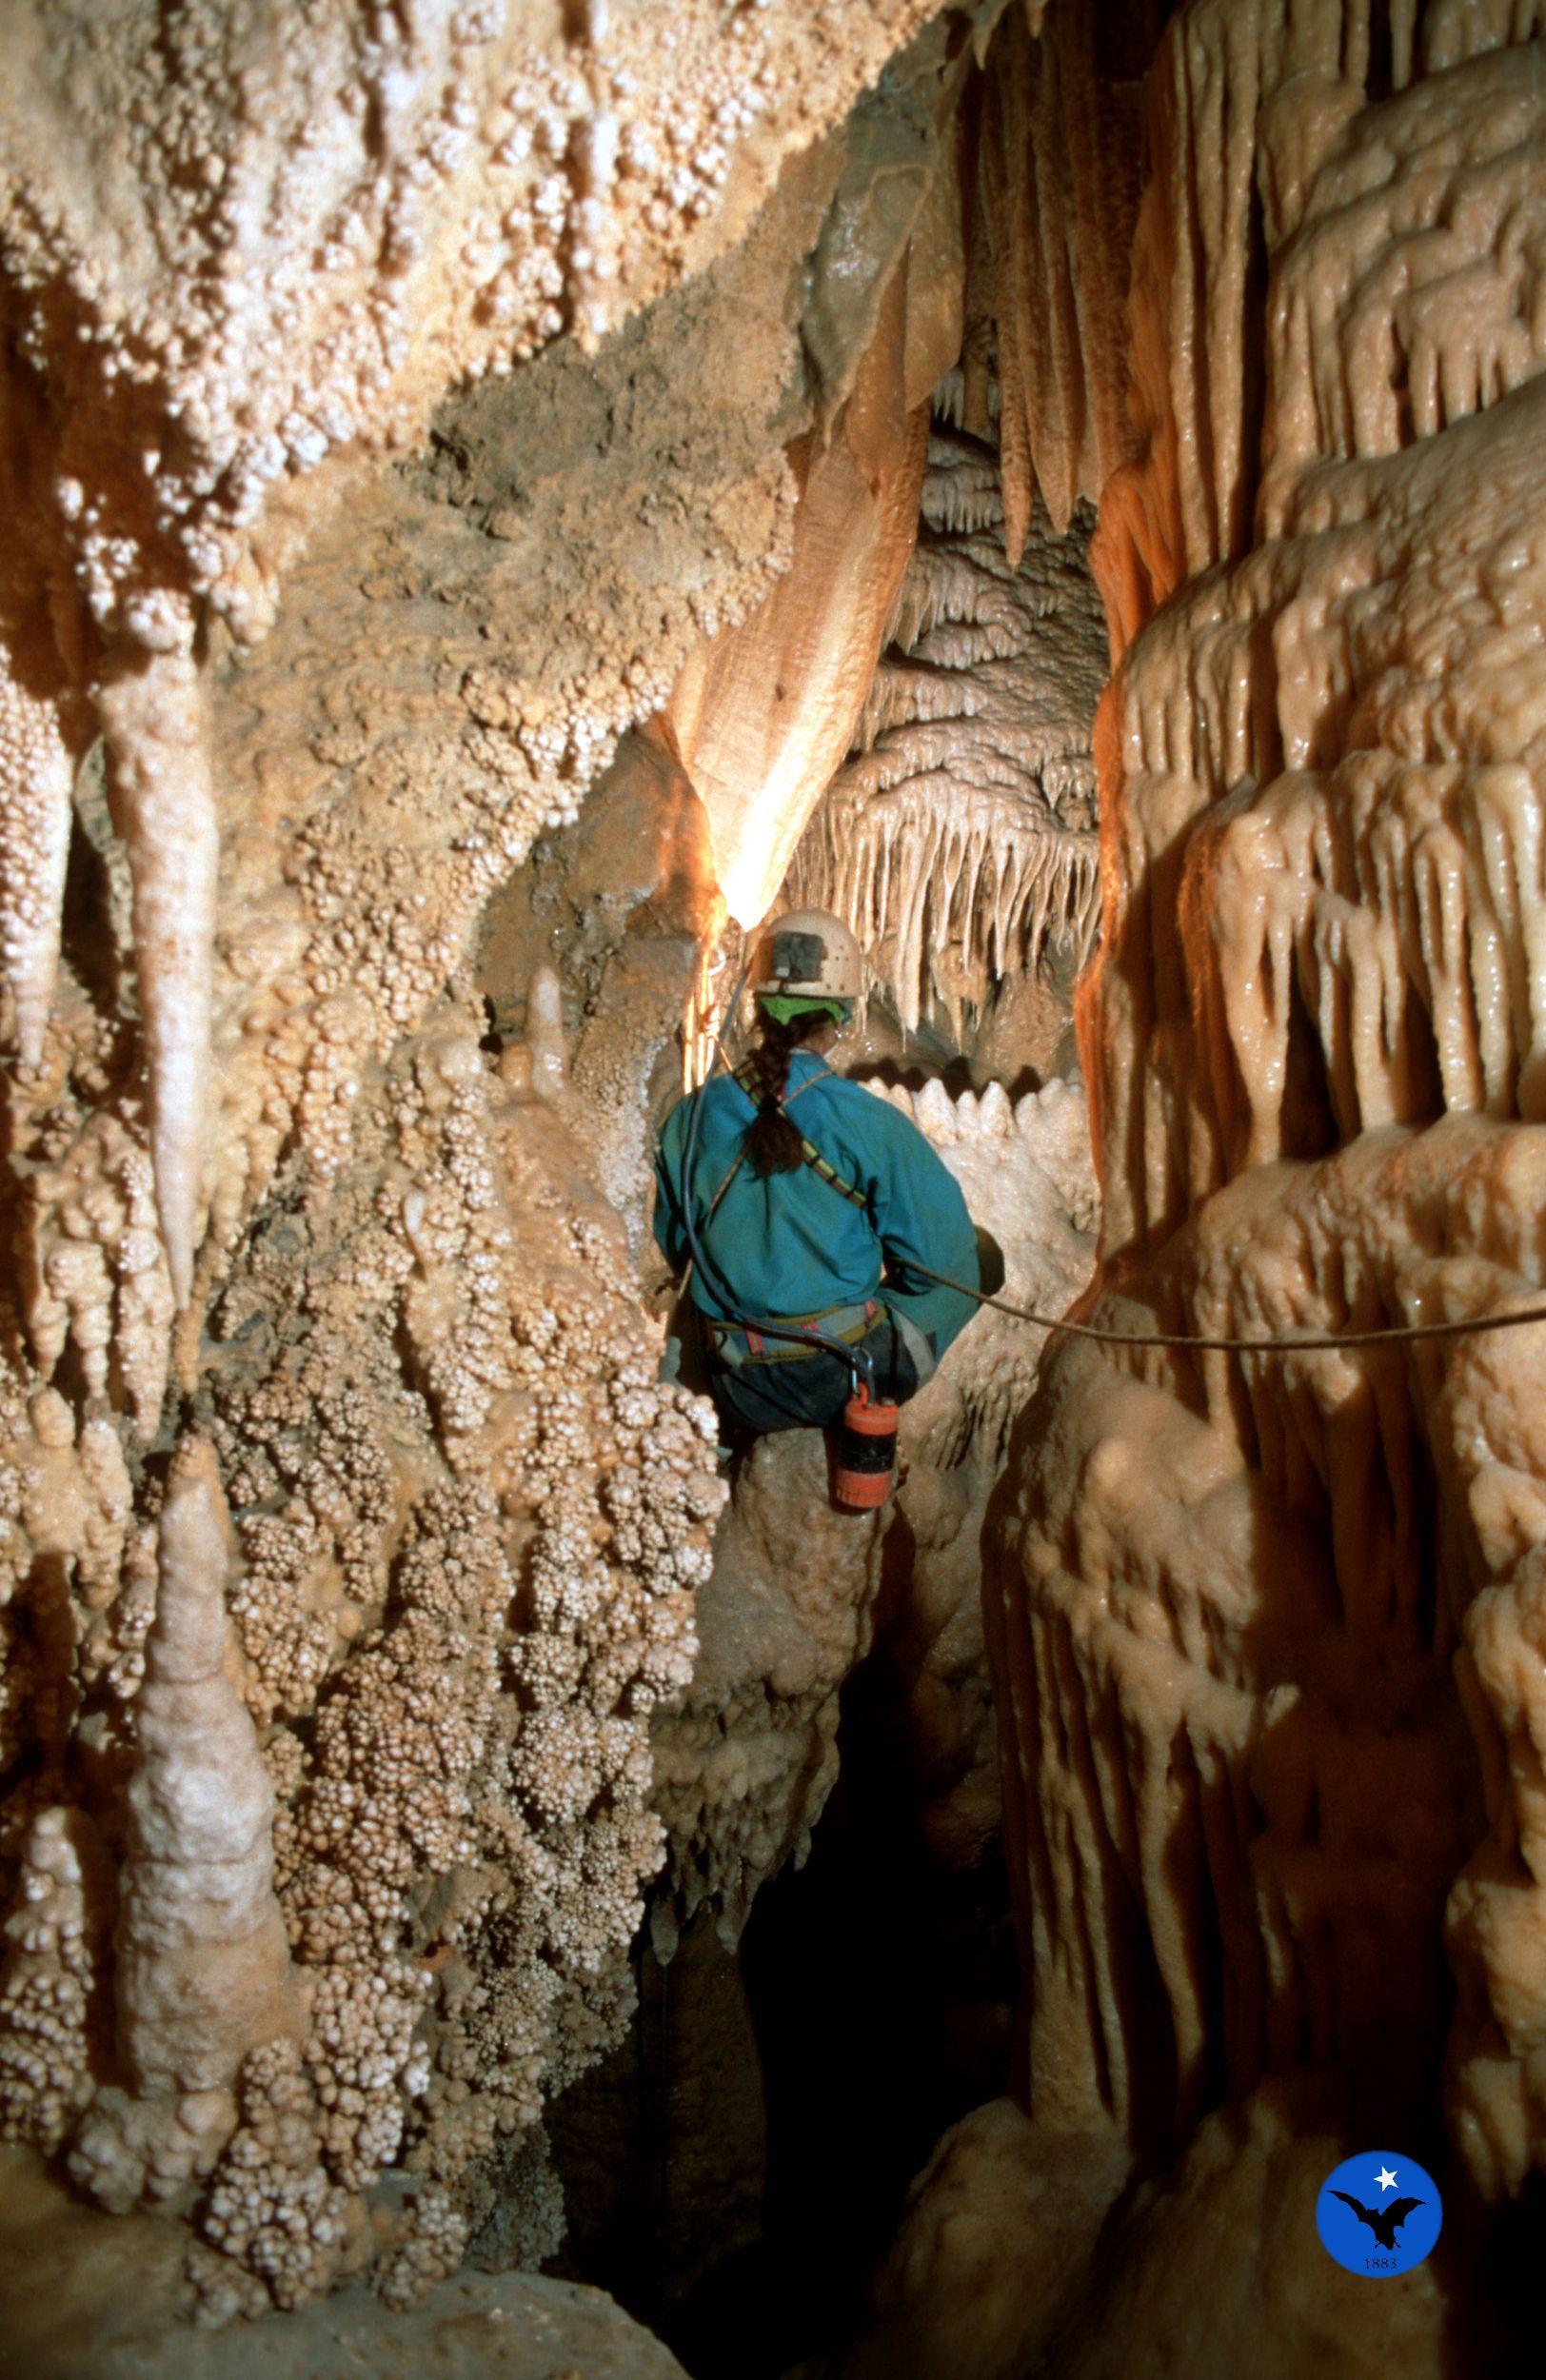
[6,0,1546,2359]
[0,0,1019,2323]
[995,0,1546,2222]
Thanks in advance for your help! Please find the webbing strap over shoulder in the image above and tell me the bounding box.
[732,1058,868,1211]
[795,1132,868,1210]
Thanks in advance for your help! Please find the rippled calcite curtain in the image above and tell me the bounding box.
[994,1,1546,2209]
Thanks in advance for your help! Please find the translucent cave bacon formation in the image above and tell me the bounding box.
[1,0,1546,2369]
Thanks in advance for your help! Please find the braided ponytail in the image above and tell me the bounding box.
[743,1011,827,1178]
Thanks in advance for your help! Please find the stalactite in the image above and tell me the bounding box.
[978,0,1147,560]
[96,642,217,1312]
[1261,39,1546,522]
[668,254,931,929]
[800,782,1100,1040]
[1092,0,1439,653]
[1097,341,1546,1254]
[1422,0,1546,71]
[787,425,1105,1038]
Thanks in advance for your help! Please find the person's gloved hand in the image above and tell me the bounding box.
[975,1225,1006,1299]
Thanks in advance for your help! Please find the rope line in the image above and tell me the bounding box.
[901,1261,1546,1356]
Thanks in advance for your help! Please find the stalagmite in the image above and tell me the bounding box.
[525,963,566,1101]
[67,1438,299,2218]
[116,1438,295,2100]
[0,1808,114,2156]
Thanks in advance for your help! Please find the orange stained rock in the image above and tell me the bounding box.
[667,261,929,930]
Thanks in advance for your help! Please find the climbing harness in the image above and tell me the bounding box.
[704,1297,882,1369]
[894,1259,1546,1356]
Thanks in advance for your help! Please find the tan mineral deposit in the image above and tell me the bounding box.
[0,2,1540,2376]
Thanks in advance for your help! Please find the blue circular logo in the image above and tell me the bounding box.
[1316,2152,1442,2277]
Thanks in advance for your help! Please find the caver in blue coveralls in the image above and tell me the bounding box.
[652,1049,984,1434]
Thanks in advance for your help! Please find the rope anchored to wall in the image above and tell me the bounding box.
[901,1261,1546,1356]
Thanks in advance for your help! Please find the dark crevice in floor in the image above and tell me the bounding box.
[546,1649,1018,2378]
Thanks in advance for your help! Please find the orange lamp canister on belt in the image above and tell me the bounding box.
[833,1382,900,1510]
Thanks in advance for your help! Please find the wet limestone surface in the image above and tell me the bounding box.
[0,2147,689,2380]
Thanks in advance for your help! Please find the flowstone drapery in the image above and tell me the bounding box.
[995,0,1546,2226]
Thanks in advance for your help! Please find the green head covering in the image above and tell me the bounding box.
[757,992,852,1030]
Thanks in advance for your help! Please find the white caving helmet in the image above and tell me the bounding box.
[748,909,864,1003]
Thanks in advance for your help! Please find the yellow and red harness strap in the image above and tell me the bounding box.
[707,1298,881,1366]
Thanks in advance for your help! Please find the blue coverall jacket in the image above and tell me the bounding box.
[652,1052,981,1364]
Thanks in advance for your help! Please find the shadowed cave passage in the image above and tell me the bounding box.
[5,1,1546,2373]
[465,349,1104,2380]
[547,1649,1021,2380]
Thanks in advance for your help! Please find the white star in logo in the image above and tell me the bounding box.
[1376,2166,1398,2193]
